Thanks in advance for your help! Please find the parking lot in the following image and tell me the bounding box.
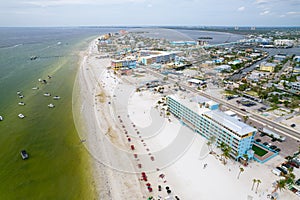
[254,131,300,158]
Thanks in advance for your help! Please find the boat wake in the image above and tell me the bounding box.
[0,43,23,49]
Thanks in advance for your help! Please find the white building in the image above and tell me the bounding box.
[274,39,294,47]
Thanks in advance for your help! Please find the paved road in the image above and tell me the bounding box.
[141,66,300,141]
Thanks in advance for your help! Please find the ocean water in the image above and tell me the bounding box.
[0,27,120,199]
[177,29,245,44]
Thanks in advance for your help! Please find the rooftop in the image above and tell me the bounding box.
[169,95,211,115]
[204,110,256,137]
[169,95,256,137]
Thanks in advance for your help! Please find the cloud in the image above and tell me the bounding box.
[23,0,146,7]
[260,10,270,15]
[287,11,300,15]
[237,6,245,11]
[254,0,270,4]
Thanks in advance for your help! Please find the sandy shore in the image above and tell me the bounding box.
[73,40,145,199]
[74,39,300,200]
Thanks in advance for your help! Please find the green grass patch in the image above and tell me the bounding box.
[245,90,259,97]
[252,144,268,157]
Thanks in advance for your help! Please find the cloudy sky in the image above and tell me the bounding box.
[0,0,299,27]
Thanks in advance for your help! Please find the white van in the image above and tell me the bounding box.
[272,168,281,176]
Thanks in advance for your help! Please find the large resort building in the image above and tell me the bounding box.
[167,95,257,160]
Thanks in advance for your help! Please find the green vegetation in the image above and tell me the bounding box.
[252,145,268,157]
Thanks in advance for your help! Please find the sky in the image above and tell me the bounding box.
[0,0,299,27]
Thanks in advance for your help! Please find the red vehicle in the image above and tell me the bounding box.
[131,145,135,150]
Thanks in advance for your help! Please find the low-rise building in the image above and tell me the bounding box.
[274,54,287,62]
[291,82,300,92]
[274,39,294,47]
[111,57,137,71]
[214,64,231,73]
[260,62,276,72]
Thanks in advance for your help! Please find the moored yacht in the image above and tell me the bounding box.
[20,150,29,160]
[44,93,51,97]
[0,116,3,121]
[18,102,25,106]
[48,103,55,108]
[32,87,39,90]
[53,96,60,100]
[18,113,25,119]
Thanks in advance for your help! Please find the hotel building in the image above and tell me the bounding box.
[139,50,177,65]
[167,95,257,160]
[111,57,137,71]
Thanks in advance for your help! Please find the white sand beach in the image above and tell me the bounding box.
[74,39,299,200]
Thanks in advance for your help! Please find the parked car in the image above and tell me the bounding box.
[288,161,299,168]
[276,166,287,175]
[291,124,296,128]
[272,168,281,176]
[263,142,268,146]
[296,178,300,186]
[282,163,293,170]
[275,148,281,152]
[271,138,277,142]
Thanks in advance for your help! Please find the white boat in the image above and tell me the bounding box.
[38,78,42,82]
[18,113,25,119]
[20,150,29,160]
[32,87,39,90]
[53,96,60,100]
[17,91,22,95]
[18,102,25,106]
[44,93,51,97]
[0,116,3,121]
[48,103,55,108]
[18,95,24,99]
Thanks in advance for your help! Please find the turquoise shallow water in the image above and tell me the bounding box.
[0,27,120,199]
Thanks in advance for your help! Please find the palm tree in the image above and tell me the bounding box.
[218,141,226,150]
[251,179,257,191]
[243,115,249,123]
[243,154,249,161]
[272,179,286,193]
[255,179,261,193]
[237,167,244,179]
[285,168,295,185]
[206,136,216,153]
[222,146,232,165]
